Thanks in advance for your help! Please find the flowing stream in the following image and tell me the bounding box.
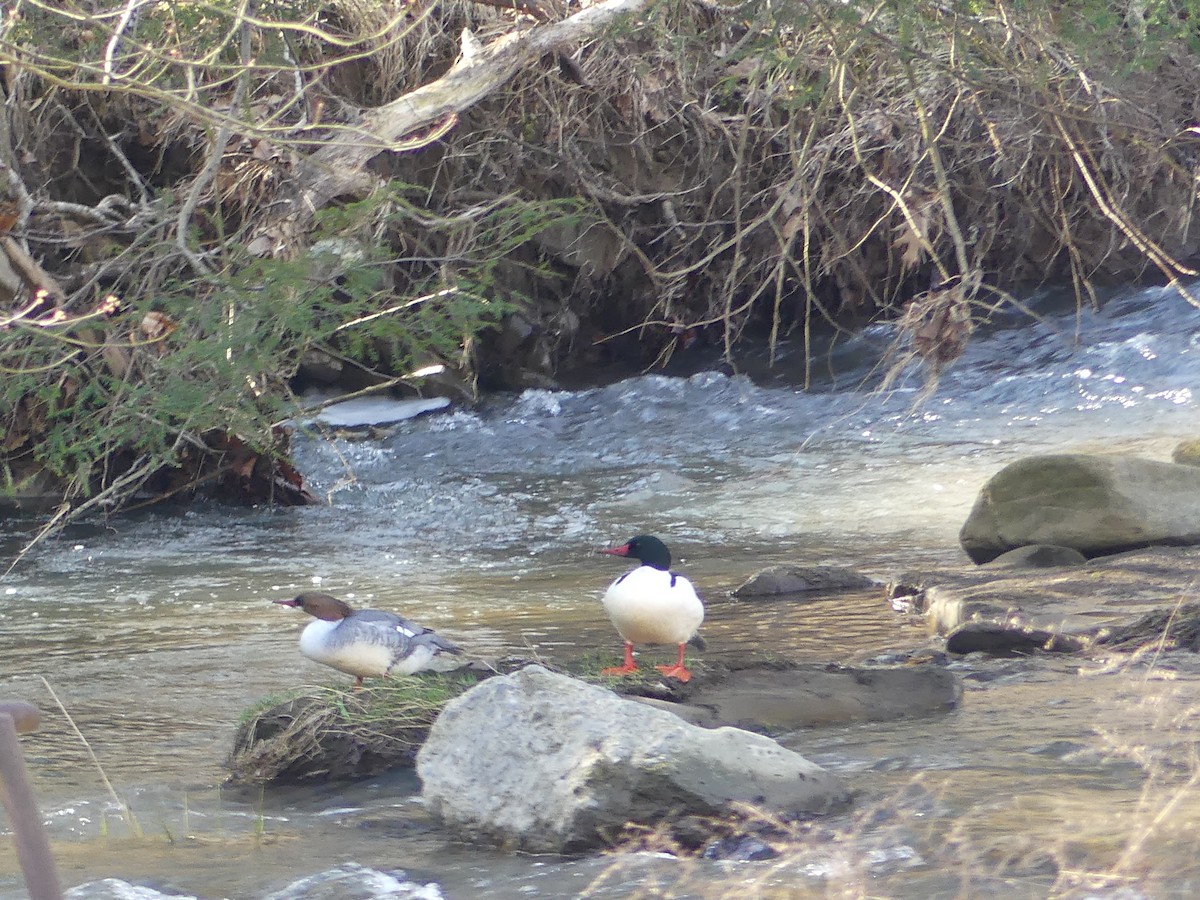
[3,283,1200,897]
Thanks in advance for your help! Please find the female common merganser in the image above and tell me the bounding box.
[598,535,705,682]
[274,592,463,689]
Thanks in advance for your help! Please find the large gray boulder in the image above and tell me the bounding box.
[960,454,1200,564]
[416,666,848,853]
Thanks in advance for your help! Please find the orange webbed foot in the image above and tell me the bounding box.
[602,642,638,677]
[600,663,639,677]
[655,664,692,683]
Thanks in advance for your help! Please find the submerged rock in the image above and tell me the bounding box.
[959,454,1200,563]
[416,665,848,853]
[732,565,878,598]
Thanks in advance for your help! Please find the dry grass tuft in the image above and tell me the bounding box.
[226,672,483,784]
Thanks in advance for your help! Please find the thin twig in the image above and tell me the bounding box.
[37,676,141,837]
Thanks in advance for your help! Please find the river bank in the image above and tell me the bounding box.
[8,1,1200,535]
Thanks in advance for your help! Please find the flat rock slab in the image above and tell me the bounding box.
[733,565,878,598]
[901,545,1200,640]
[651,664,961,729]
[229,660,958,786]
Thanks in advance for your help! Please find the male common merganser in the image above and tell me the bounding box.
[598,535,705,682]
[274,592,464,688]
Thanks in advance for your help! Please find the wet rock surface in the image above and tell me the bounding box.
[416,665,849,853]
[231,655,959,786]
[1096,603,1200,651]
[898,544,1200,651]
[944,621,1087,655]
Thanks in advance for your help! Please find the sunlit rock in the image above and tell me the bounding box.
[960,454,1200,564]
[262,863,443,899]
[65,880,198,899]
[307,395,450,428]
[416,665,848,853]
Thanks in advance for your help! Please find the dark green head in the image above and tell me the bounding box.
[600,535,672,570]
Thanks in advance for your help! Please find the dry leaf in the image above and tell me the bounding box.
[893,224,925,271]
[101,341,130,379]
[140,310,177,341]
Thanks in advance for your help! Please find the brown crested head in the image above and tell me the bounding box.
[273,592,354,621]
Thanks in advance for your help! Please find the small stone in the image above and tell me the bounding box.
[733,565,877,598]
[984,545,1087,569]
[1173,439,1200,466]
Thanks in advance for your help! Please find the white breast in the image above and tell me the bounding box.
[602,565,704,645]
[298,619,393,678]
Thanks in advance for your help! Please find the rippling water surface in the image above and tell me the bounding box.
[3,284,1200,896]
